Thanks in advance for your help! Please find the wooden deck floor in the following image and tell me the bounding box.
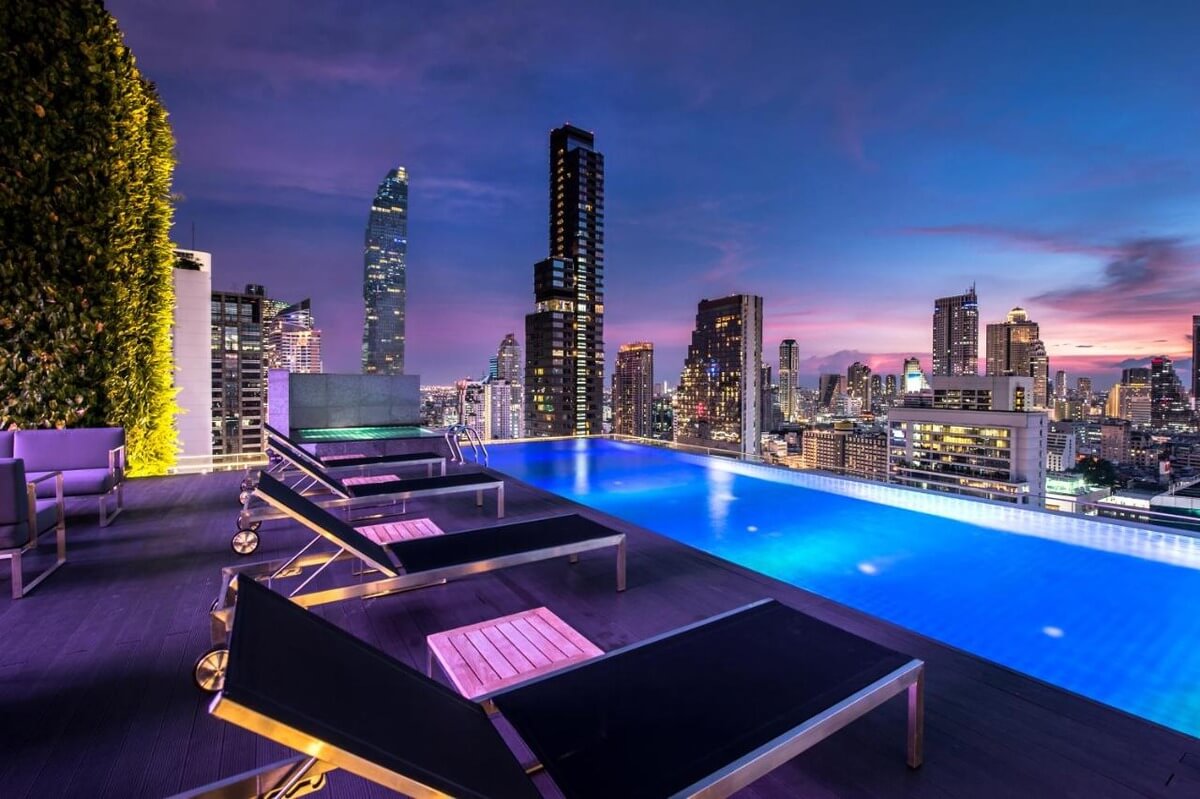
[1,466,1199,798]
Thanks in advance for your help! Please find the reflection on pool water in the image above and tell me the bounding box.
[488,438,1200,738]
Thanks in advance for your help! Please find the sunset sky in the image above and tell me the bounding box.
[109,0,1200,389]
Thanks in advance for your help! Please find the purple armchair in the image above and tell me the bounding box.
[13,428,126,526]
[0,458,66,599]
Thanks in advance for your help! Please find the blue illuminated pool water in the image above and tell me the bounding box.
[489,438,1200,738]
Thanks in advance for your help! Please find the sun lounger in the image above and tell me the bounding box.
[194,473,626,691]
[180,578,924,799]
[230,452,504,555]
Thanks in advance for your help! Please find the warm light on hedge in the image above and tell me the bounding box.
[0,1,179,475]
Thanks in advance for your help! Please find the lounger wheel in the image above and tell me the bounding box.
[231,529,260,555]
[193,647,229,693]
[238,490,250,505]
[240,476,256,492]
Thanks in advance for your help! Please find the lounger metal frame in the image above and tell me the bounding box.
[211,485,624,647]
[178,599,923,799]
[237,450,504,529]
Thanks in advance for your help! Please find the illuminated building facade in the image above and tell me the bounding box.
[211,286,264,455]
[801,427,846,472]
[362,167,408,374]
[847,361,872,412]
[266,298,323,374]
[674,294,763,456]
[932,286,979,376]
[1194,315,1200,402]
[1047,427,1077,472]
[889,406,1047,505]
[525,125,605,436]
[495,333,521,382]
[903,357,929,394]
[845,431,889,481]
[1150,356,1192,429]
[613,342,654,438]
[817,373,846,410]
[779,339,799,422]
[985,307,1049,406]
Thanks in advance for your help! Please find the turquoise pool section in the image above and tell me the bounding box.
[488,438,1200,738]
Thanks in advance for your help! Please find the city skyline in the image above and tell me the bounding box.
[109,1,1200,387]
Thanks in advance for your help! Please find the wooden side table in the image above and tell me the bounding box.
[427,607,604,701]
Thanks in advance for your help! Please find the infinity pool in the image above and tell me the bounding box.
[293,425,436,443]
[488,438,1200,738]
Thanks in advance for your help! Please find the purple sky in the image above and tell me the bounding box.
[110,1,1200,389]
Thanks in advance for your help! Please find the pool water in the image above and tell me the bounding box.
[488,438,1200,738]
[293,425,436,443]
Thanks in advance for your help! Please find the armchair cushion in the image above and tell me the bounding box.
[0,501,60,558]
[27,468,115,498]
[13,427,124,473]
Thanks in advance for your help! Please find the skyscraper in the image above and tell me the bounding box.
[1150,356,1192,429]
[525,125,605,436]
[932,286,979,376]
[1193,315,1200,402]
[266,299,323,374]
[495,332,521,382]
[362,167,408,375]
[902,357,928,393]
[1055,369,1067,401]
[674,295,763,456]
[613,342,654,438]
[172,250,213,461]
[847,361,872,412]
[985,307,1049,406]
[778,339,799,422]
[211,285,264,455]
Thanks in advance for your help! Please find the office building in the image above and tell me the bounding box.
[674,294,763,456]
[1077,376,1092,401]
[884,374,897,399]
[760,364,781,432]
[1055,369,1068,401]
[1150,356,1193,429]
[362,167,408,374]
[652,393,674,441]
[483,380,523,440]
[845,430,888,481]
[1107,374,1153,426]
[932,286,979,376]
[1046,426,1077,472]
[818,373,846,410]
[985,307,1050,406]
[903,357,929,393]
[927,375,1032,412]
[847,361,872,412]
[172,250,214,461]
[779,339,799,422]
[1194,316,1200,403]
[1100,419,1132,464]
[525,125,605,437]
[211,285,264,455]
[495,333,521,382]
[265,298,323,374]
[889,405,1047,505]
[801,428,846,472]
[613,342,654,438]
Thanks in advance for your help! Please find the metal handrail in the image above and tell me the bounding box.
[444,424,488,465]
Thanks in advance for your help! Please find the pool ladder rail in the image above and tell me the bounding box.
[445,424,489,466]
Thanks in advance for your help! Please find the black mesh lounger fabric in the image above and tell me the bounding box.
[389,514,621,574]
[265,438,349,494]
[344,472,501,498]
[492,599,914,799]
[317,451,442,468]
[253,473,396,575]
[221,579,540,799]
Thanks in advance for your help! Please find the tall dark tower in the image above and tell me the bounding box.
[525,125,605,436]
[932,285,978,376]
[362,167,408,374]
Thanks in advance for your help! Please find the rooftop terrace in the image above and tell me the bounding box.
[2,462,1200,797]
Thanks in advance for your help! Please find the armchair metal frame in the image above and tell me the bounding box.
[1,471,67,599]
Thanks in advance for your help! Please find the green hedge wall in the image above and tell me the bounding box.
[0,1,179,475]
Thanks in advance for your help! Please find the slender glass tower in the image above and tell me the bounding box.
[525,125,605,436]
[362,167,408,374]
[778,339,799,422]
